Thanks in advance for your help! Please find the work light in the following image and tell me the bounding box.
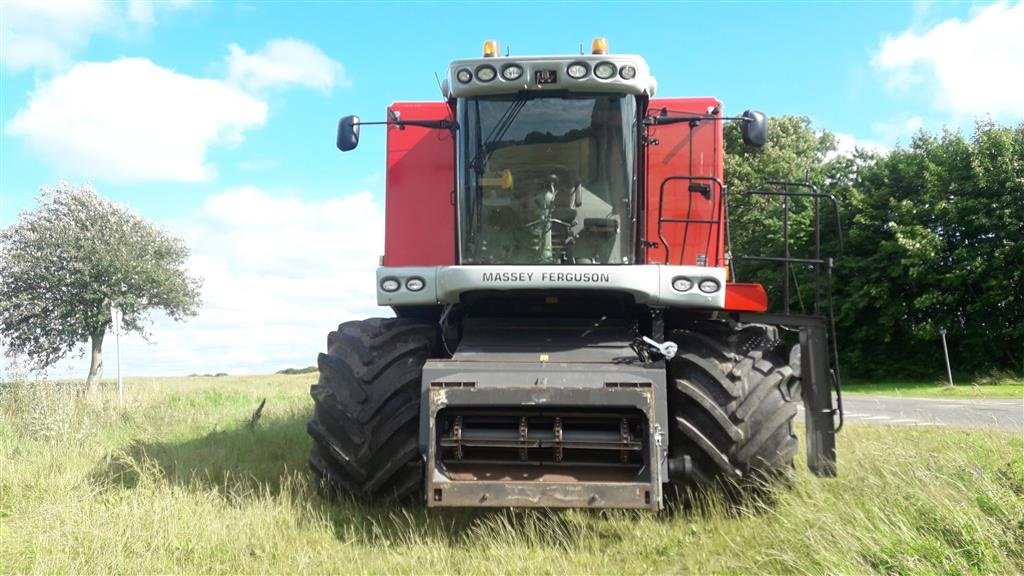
[475,65,497,82]
[567,62,589,79]
[698,279,720,293]
[594,62,616,79]
[672,277,694,292]
[501,64,523,81]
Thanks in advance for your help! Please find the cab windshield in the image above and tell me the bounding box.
[459,93,636,265]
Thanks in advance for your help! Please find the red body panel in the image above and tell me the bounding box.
[383,102,456,267]
[724,283,769,312]
[643,98,725,267]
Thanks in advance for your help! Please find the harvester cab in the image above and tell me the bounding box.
[311,39,842,510]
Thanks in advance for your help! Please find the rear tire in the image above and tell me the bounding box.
[667,321,798,490]
[307,318,437,503]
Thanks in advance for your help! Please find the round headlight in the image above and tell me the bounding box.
[380,278,400,292]
[594,61,616,79]
[566,62,589,79]
[672,277,694,292]
[475,65,497,82]
[456,68,472,84]
[406,277,425,292]
[501,64,523,81]
[698,279,721,293]
[619,65,637,80]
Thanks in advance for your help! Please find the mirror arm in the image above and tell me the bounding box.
[354,119,458,131]
[642,115,748,126]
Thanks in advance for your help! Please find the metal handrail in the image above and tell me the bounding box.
[656,175,725,266]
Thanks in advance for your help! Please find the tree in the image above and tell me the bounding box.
[841,121,1024,377]
[0,183,202,392]
[723,116,1023,378]
[724,116,864,313]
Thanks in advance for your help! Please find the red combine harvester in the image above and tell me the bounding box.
[308,39,843,510]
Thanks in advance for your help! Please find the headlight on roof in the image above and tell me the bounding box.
[456,68,472,84]
[475,64,497,82]
[501,64,523,81]
[594,61,616,79]
[619,65,637,80]
[567,62,589,79]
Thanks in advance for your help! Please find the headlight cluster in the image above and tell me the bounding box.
[457,61,636,84]
[456,64,523,84]
[380,277,426,293]
[568,61,637,81]
[671,276,720,294]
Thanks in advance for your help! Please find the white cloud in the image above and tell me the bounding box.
[0,0,194,73]
[874,1,1024,118]
[830,133,890,159]
[0,0,110,72]
[871,116,924,144]
[5,58,267,183]
[226,38,348,93]
[111,188,386,376]
[125,0,193,25]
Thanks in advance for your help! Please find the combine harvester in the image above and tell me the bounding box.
[308,39,843,510]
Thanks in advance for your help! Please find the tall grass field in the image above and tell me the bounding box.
[1,374,1021,574]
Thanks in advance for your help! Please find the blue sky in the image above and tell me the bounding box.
[1,1,1021,377]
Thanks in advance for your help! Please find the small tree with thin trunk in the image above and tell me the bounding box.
[0,183,201,392]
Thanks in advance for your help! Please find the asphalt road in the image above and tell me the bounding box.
[799,394,1023,432]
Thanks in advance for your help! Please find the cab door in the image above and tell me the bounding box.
[643,97,725,267]
[384,102,456,266]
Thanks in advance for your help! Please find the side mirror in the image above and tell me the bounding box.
[740,110,767,148]
[337,115,360,152]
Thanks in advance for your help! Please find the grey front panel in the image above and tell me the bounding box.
[377,264,726,308]
[452,317,637,363]
[420,360,669,510]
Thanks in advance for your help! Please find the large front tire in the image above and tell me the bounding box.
[307,318,437,503]
[667,321,798,488]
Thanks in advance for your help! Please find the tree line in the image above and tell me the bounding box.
[725,117,1023,379]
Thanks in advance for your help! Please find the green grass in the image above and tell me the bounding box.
[1,374,1022,574]
[843,377,1023,399]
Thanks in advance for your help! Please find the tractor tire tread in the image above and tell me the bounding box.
[668,321,797,489]
[307,317,436,503]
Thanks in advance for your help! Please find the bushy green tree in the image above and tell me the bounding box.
[724,116,1023,378]
[0,184,202,391]
[841,121,1024,377]
[724,116,866,314]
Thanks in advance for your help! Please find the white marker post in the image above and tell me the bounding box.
[939,327,954,388]
[111,304,123,408]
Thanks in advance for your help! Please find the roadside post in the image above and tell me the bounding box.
[939,328,954,387]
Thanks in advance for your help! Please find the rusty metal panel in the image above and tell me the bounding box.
[429,481,656,509]
[420,365,669,510]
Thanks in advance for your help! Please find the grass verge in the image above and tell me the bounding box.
[843,377,1023,399]
[1,374,1021,574]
